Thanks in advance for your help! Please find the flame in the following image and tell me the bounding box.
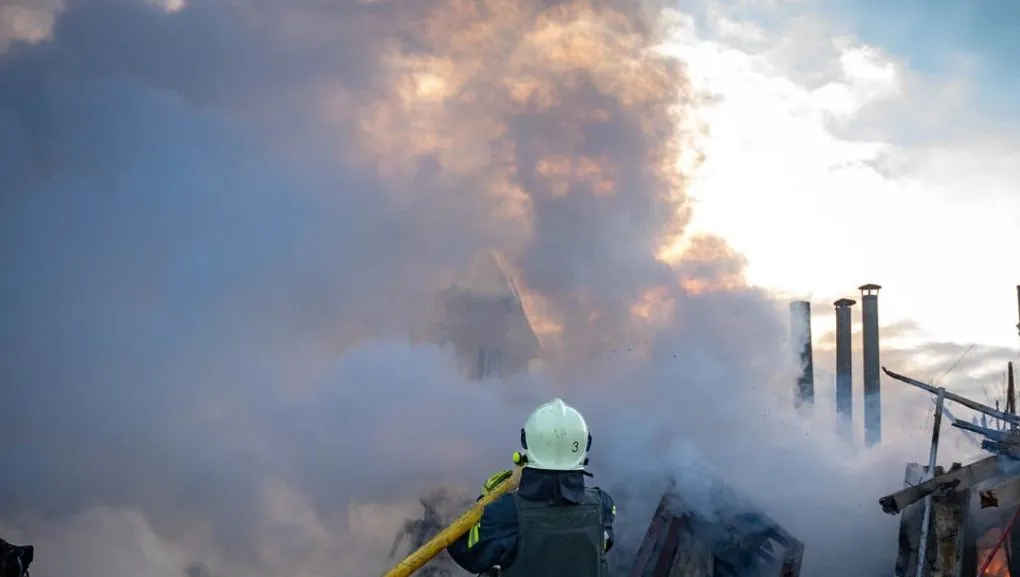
[980,547,1010,577]
[979,528,1011,577]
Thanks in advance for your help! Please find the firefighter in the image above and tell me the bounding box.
[448,398,616,577]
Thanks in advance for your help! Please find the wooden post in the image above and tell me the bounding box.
[917,388,947,577]
[932,488,969,577]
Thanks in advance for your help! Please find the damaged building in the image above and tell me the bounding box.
[426,251,543,380]
[879,368,1020,577]
[882,456,1020,577]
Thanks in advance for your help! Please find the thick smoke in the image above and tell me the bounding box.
[0,1,931,576]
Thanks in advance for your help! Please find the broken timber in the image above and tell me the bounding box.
[882,368,1020,427]
[629,482,803,577]
[881,366,1020,577]
[879,367,1020,515]
[880,456,1001,515]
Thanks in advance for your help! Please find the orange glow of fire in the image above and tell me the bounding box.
[979,528,1011,577]
[979,547,1009,577]
[630,285,675,323]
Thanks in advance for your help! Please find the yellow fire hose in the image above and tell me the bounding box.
[382,465,522,577]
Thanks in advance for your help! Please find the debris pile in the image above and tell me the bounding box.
[879,368,1020,577]
[627,480,803,577]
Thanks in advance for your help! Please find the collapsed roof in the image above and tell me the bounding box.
[628,480,803,577]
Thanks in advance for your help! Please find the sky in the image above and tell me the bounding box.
[0,1,1017,577]
[660,0,1020,352]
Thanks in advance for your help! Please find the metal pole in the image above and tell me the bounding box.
[916,387,947,577]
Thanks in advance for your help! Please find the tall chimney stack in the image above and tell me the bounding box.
[1008,361,1016,421]
[859,284,882,447]
[834,298,856,440]
[1015,285,1019,338]
[790,301,815,408]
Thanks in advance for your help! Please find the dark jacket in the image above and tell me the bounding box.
[447,468,616,574]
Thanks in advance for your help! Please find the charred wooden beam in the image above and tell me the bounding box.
[980,440,1020,460]
[894,464,972,577]
[953,421,1020,446]
[931,489,970,577]
[628,485,803,577]
[880,457,1002,515]
[883,367,1020,426]
[629,494,672,577]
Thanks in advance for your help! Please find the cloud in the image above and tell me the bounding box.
[803,296,1019,448]
[0,1,946,577]
[654,0,1020,353]
[822,0,1020,92]
[0,0,61,53]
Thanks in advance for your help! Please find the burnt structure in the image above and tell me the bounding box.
[859,284,883,447]
[834,298,856,440]
[628,481,803,577]
[430,252,542,380]
[789,301,814,409]
[880,367,1020,577]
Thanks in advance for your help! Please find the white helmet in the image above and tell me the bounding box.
[520,398,591,471]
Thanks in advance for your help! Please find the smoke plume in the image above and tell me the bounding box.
[0,0,933,576]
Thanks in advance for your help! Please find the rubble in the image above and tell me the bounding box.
[627,480,803,577]
[879,367,1020,577]
[424,251,542,380]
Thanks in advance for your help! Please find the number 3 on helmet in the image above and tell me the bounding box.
[519,398,592,471]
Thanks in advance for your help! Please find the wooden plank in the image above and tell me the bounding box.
[883,368,1020,426]
[629,495,672,577]
[953,421,1020,446]
[651,517,685,577]
[880,456,1002,514]
[667,522,714,577]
